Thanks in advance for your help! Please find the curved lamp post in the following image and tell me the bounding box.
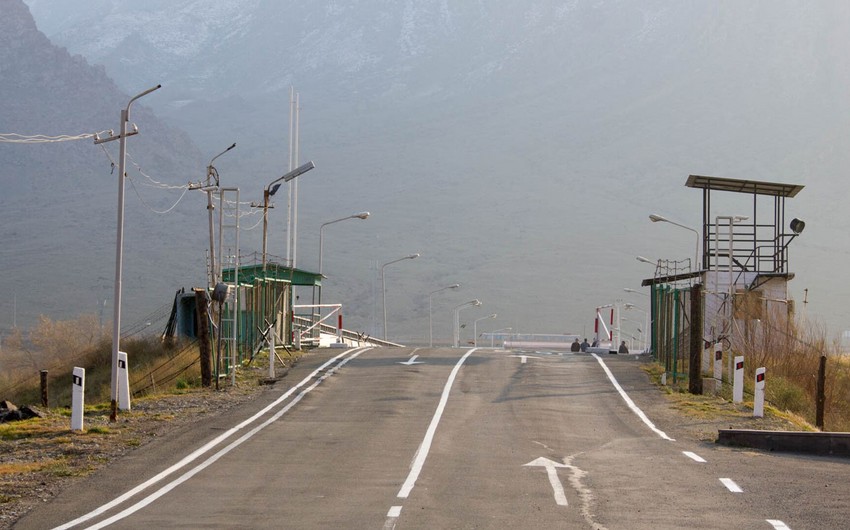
[491,327,512,348]
[257,161,316,271]
[453,299,481,348]
[429,283,460,347]
[319,212,370,276]
[624,303,649,353]
[94,84,161,421]
[381,253,420,340]
[649,214,700,271]
[473,314,497,347]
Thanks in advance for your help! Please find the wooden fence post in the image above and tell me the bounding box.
[816,355,826,430]
[40,370,49,407]
[194,288,213,388]
[688,284,703,394]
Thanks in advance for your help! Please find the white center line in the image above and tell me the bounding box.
[397,348,478,499]
[682,451,707,463]
[766,519,791,530]
[719,478,743,493]
[387,506,402,517]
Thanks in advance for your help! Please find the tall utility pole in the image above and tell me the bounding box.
[291,91,302,267]
[94,84,161,422]
[199,143,236,287]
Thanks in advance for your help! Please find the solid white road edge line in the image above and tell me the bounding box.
[78,348,370,530]
[53,347,371,530]
[590,353,674,441]
[397,348,478,499]
[719,478,743,493]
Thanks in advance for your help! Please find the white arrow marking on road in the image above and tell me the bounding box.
[399,355,424,366]
[524,457,569,506]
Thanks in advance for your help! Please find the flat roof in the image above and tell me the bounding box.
[686,175,804,198]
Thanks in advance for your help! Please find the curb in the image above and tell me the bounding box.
[717,429,850,458]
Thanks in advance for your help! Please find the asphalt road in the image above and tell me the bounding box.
[17,347,850,529]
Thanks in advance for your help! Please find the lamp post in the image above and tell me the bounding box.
[649,214,700,271]
[192,143,237,288]
[381,253,420,340]
[255,161,316,271]
[623,288,648,297]
[453,299,481,347]
[319,212,370,277]
[491,327,512,348]
[473,314,497,348]
[94,84,161,422]
[624,303,649,353]
[429,284,460,347]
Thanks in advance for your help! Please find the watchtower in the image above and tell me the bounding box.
[687,174,805,346]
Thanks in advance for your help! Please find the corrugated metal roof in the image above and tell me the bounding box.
[686,175,804,198]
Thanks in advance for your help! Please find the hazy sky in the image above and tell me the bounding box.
[8,1,850,343]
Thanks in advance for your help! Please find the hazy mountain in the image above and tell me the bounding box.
[10,0,850,342]
[1,0,207,335]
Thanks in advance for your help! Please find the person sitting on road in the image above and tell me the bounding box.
[580,338,590,352]
[591,338,599,348]
[571,338,581,352]
[618,341,629,354]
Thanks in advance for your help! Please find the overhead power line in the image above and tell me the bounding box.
[0,131,111,143]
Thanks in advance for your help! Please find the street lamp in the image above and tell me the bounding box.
[636,255,658,266]
[429,283,460,347]
[194,142,237,288]
[453,299,481,348]
[255,161,316,271]
[491,327,512,348]
[623,288,648,297]
[381,253,420,340]
[93,83,161,422]
[649,214,700,271]
[315,211,369,326]
[473,314,497,347]
[624,303,649,353]
[319,212,370,276]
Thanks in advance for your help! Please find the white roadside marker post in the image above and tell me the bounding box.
[713,342,723,386]
[71,367,85,432]
[118,351,131,411]
[733,356,744,403]
[754,367,766,417]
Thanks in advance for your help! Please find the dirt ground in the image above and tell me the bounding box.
[0,367,273,529]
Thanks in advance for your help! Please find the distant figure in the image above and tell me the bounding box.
[591,338,599,348]
[618,341,629,354]
[571,338,581,352]
[580,338,590,352]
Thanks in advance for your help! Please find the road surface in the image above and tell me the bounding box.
[17,347,849,529]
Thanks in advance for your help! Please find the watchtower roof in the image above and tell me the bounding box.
[686,175,804,198]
